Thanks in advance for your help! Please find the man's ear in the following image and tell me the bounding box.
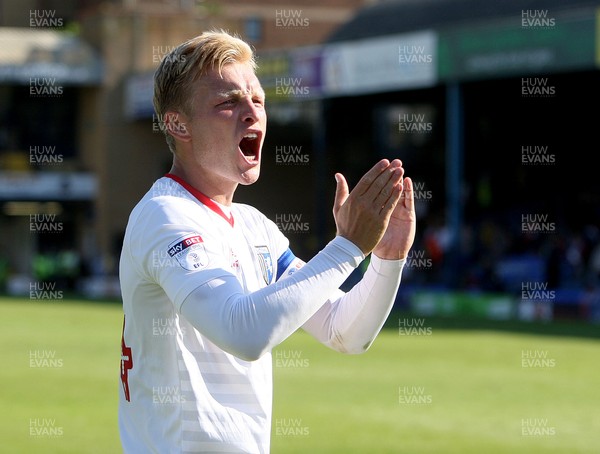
[164,111,191,142]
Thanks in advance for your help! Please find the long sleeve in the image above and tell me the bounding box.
[179,236,365,361]
[302,254,405,354]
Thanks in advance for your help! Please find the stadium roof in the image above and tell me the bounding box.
[326,0,600,42]
[0,27,103,85]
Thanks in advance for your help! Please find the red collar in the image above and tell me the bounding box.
[164,173,234,227]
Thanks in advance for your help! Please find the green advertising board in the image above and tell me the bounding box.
[597,8,600,66]
[411,291,516,320]
[438,11,596,81]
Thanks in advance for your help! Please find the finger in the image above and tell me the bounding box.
[401,177,415,212]
[380,182,403,216]
[333,173,349,215]
[351,159,390,197]
[372,166,404,208]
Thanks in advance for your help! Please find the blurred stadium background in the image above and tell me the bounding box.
[1,0,599,452]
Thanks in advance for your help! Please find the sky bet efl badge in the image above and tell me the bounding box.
[167,233,208,271]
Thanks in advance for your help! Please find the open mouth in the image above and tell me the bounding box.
[239,132,261,162]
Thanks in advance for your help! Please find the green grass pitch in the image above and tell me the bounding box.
[1,296,598,453]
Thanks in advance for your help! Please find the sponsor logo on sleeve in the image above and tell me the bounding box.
[167,233,209,271]
[286,259,305,277]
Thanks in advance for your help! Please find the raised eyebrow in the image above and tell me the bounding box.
[215,87,265,100]
[213,89,238,100]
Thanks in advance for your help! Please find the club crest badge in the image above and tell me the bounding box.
[254,245,273,284]
[167,233,208,271]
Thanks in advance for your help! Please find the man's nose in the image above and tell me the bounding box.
[241,97,260,123]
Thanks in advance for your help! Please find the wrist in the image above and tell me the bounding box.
[369,253,407,272]
[372,246,407,261]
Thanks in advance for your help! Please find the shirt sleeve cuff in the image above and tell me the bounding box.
[369,254,406,275]
[329,235,365,268]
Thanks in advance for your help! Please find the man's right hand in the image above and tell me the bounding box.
[333,159,404,255]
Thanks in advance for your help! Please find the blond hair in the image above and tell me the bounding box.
[153,30,257,153]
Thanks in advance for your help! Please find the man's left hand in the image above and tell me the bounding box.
[372,176,416,260]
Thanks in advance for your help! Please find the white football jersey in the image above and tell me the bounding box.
[119,174,301,453]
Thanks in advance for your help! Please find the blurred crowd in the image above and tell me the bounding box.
[403,210,600,322]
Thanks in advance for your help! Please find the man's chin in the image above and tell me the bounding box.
[239,168,260,185]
